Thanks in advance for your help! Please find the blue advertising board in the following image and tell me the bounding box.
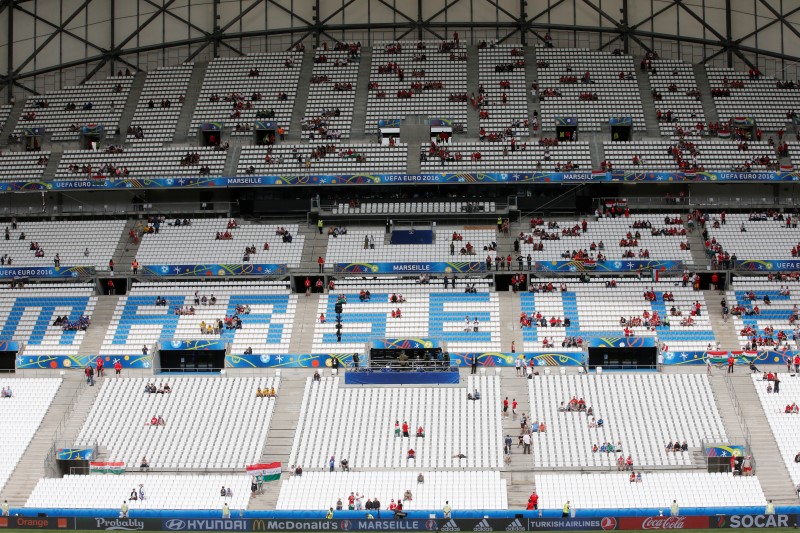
[16,354,154,369]
[225,353,356,368]
[334,262,485,274]
[735,259,800,271]
[0,266,95,278]
[535,260,683,272]
[142,264,286,277]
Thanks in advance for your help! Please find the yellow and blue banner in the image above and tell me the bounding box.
[142,264,287,277]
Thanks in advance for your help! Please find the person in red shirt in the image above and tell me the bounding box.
[114,360,122,375]
[318,256,324,273]
[528,492,539,510]
[503,397,509,417]
[727,355,735,373]
[402,421,409,437]
[304,277,311,296]
[512,399,518,416]
[95,357,104,378]
[150,416,158,426]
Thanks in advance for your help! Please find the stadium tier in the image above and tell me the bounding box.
[751,373,800,486]
[648,59,706,137]
[0,284,96,356]
[75,376,280,469]
[100,281,295,356]
[126,65,194,144]
[312,278,500,353]
[726,277,798,350]
[527,374,726,468]
[0,151,51,181]
[478,45,530,137]
[706,212,799,261]
[238,143,407,175]
[289,375,503,470]
[602,140,781,172]
[302,50,359,140]
[419,141,591,172]
[520,279,714,352]
[0,378,62,492]
[55,147,227,181]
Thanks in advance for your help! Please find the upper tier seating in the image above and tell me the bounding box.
[99,281,295,356]
[0,219,126,270]
[751,373,800,485]
[277,471,507,510]
[726,278,799,350]
[521,279,714,352]
[602,139,779,172]
[648,59,706,136]
[135,220,304,267]
[0,378,62,491]
[519,214,692,262]
[331,200,497,216]
[14,77,132,141]
[75,376,280,469]
[0,105,11,132]
[706,66,800,129]
[237,143,406,176]
[26,474,250,510]
[366,40,467,135]
[0,151,51,181]
[312,278,499,353]
[302,50,359,140]
[478,45,529,136]
[324,227,498,267]
[536,472,766,509]
[527,374,726,468]
[126,64,193,143]
[55,147,227,180]
[789,142,800,170]
[420,141,591,172]
[705,212,799,260]
[289,375,503,470]
[190,53,303,137]
[536,48,646,132]
[0,284,96,357]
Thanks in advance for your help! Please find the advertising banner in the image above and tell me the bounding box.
[225,353,356,368]
[334,262,485,274]
[710,515,796,528]
[535,260,683,273]
[448,352,583,367]
[526,517,609,530]
[587,337,657,349]
[161,340,226,351]
[142,264,286,277]
[16,354,154,370]
[618,516,710,530]
[0,266,95,279]
[56,448,94,461]
[0,516,73,529]
[734,260,800,271]
[373,338,439,349]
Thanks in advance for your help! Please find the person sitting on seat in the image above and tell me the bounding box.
[129,489,138,501]
[403,489,413,501]
[157,415,165,426]
[681,441,688,451]
[220,486,227,497]
[257,388,264,397]
[416,426,425,438]
[140,456,149,469]
[407,449,416,460]
[313,370,321,382]
[340,458,350,471]
[417,472,425,483]
[150,416,158,426]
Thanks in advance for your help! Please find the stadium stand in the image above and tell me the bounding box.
[26,474,251,510]
[0,378,62,491]
[312,278,500,353]
[519,214,692,262]
[55,146,227,180]
[277,471,508,510]
[420,141,591,172]
[134,220,304,267]
[527,374,726,468]
[520,279,714,352]
[13,77,133,142]
[536,48,646,132]
[0,151,51,181]
[126,64,193,144]
[302,50,359,140]
[189,53,303,138]
[74,376,280,469]
[365,40,467,135]
[725,277,797,350]
[0,105,12,132]
[330,200,497,216]
[648,59,706,137]
[478,45,529,137]
[289,375,503,470]
[602,139,779,172]
[705,212,800,261]
[99,281,295,356]
[535,472,766,508]
[0,219,125,270]
[237,143,407,176]
[751,373,800,486]
[0,283,96,356]
[323,227,497,267]
[706,66,800,130]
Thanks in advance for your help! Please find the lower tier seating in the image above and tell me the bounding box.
[527,374,726,468]
[26,474,250,510]
[289,376,503,470]
[277,471,507,510]
[535,472,766,509]
[751,373,800,486]
[75,376,280,469]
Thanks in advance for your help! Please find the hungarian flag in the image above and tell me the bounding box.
[89,461,125,474]
[246,462,281,481]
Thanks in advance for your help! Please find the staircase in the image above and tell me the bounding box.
[248,373,307,510]
[685,219,710,269]
[42,150,62,182]
[693,64,720,125]
[288,294,320,354]
[0,100,26,148]
[113,220,141,274]
[400,119,429,175]
[707,374,746,444]
[78,295,120,356]
[350,49,372,141]
[117,72,148,139]
[1,375,90,506]
[466,45,480,136]
[524,47,540,129]
[223,141,241,177]
[702,289,740,351]
[497,365,535,508]
[286,50,315,142]
[634,64,662,138]
[175,61,209,143]
[725,373,798,504]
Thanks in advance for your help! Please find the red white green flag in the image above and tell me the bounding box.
[245,462,281,481]
[89,461,125,474]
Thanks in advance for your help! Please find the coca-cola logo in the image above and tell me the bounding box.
[641,517,687,530]
[601,517,618,530]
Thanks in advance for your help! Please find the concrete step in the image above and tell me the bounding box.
[0,100,27,147]
[634,63,662,137]
[466,45,480,136]
[176,62,209,143]
[702,289,740,351]
[78,295,121,356]
[350,49,372,142]
[117,72,148,140]
[693,64,719,125]
[288,294,320,354]
[286,50,314,142]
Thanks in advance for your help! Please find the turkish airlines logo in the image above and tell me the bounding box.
[601,517,618,530]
